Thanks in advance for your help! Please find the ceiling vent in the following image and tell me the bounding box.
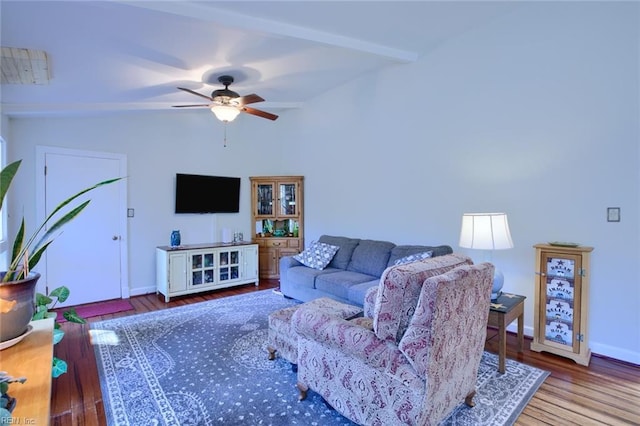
[1,47,50,85]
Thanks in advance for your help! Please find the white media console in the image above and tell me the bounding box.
[156,242,259,302]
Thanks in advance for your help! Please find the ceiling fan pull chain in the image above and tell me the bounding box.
[223,123,228,147]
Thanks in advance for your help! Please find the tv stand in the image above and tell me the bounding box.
[156,242,259,302]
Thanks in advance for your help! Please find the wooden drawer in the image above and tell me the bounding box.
[288,239,301,249]
[265,238,288,248]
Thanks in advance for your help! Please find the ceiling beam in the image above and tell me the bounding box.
[115,1,418,63]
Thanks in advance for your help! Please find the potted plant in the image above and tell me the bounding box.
[0,371,26,419]
[33,286,86,377]
[0,159,120,356]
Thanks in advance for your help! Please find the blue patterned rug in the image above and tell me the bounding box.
[91,290,548,425]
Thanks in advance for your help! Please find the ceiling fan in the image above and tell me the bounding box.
[173,75,278,122]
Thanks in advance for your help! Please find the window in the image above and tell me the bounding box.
[0,137,6,254]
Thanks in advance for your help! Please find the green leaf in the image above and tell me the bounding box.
[35,292,53,307]
[42,178,121,227]
[27,241,52,273]
[28,177,122,261]
[52,328,64,345]
[0,407,12,419]
[63,308,86,324]
[32,309,47,321]
[4,219,25,282]
[50,286,70,303]
[0,160,21,212]
[31,201,90,256]
[52,357,67,378]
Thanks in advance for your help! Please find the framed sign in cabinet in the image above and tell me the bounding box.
[531,243,594,366]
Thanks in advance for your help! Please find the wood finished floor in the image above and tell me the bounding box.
[50,280,640,425]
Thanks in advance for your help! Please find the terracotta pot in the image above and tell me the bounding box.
[0,272,40,342]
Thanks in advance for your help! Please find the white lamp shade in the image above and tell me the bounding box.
[210,105,240,122]
[459,212,514,250]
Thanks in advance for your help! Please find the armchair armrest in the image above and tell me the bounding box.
[292,304,423,388]
[363,286,378,318]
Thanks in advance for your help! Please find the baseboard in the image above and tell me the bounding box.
[129,285,157,297]
[590,342,640,366]
[505,323,639,366]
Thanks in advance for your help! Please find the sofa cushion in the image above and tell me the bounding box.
[286,265,342,290]
[294,241,340,270]
[347,239,395,277]
[373,253,473,343]
[315,271,378,301]
[393,251,433,265]
[347,279,379,307]
[318,235,361,270]
[387,245,453,267]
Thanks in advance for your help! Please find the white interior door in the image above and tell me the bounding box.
[40,149,126,307]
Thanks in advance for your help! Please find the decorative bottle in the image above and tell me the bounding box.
[170,230,181,247]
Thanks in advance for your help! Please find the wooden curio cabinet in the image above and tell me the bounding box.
[531,243,594,366]
[250,176,304,279]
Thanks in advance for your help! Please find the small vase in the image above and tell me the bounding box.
[170,230,181,247]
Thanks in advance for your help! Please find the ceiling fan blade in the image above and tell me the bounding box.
[235,94,264,106]
[242,106,278,121]
[177,87,214,101]
[172,104,211,108]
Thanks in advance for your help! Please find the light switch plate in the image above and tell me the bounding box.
[127,208,135,218]
[607,207,620,222]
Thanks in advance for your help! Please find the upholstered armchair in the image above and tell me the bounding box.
[292,258,494,426]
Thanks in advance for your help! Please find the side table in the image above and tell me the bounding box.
[0,318,54,423]
[487,293,526,374]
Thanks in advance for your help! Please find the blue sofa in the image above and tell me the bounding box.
[279,235,453,306]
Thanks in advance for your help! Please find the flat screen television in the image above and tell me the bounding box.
[175,173,241,213]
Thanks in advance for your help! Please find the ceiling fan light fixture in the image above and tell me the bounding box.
[210,105,240,122]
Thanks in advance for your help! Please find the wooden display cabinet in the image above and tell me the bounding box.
[531,243,594,366]
[250,176,304,279]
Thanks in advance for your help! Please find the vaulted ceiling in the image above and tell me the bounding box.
[1,1,521,117]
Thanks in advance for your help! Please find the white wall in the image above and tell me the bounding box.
[6,110,289,295]
[3,2,638,363]
[258,2,640,363]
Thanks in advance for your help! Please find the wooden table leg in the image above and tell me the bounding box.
[498,314,506,374]
[517,312,524,352]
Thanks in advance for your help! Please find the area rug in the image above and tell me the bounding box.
[57,299,134,323]
[91,290,549,425]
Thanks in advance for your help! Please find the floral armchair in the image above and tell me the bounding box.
[291,257,494,426]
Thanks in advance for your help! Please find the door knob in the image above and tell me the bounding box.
[112,236,119,241]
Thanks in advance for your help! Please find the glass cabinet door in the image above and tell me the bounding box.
[278,182,298,217]
[256,183,274,216]
[543,253,581,352]
[218,250,240,282]
[191,252,215,286]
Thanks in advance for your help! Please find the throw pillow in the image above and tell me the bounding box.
[294,242,340,270]
[393,251,433,266]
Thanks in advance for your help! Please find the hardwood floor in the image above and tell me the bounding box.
[49,280,639,425]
